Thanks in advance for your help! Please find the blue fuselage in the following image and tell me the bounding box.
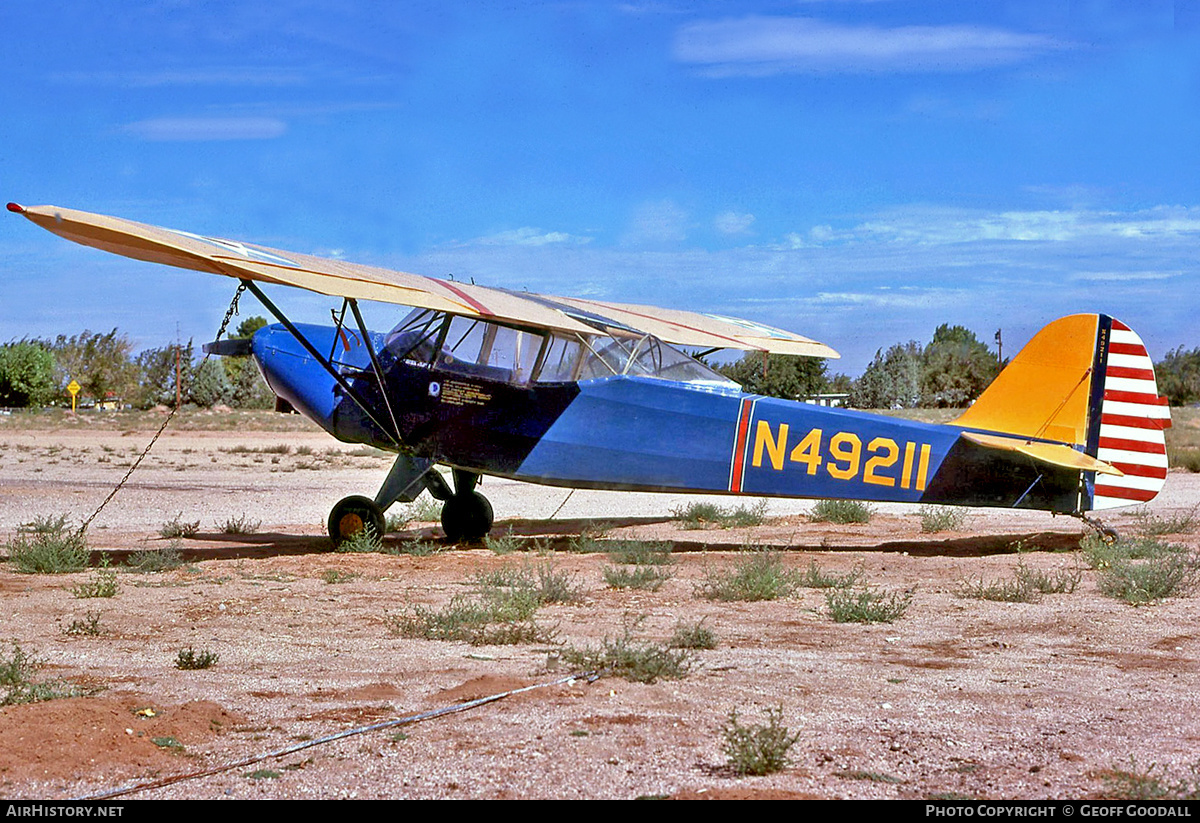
[251,323,1083,511]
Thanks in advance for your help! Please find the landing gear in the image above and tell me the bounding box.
[440,469,494,542]
[441,491,494,542]
[325,457,493,546]
[1073,510,1120,542]
[328,495,386,546]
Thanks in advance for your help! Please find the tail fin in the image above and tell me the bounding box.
[953,314,1170,511]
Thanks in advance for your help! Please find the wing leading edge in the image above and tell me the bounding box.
[8,203,837,359]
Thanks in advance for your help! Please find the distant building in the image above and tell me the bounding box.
[802,393,849,408]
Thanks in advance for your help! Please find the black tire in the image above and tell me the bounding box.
[328,495,386,548]
[440,491,494,542]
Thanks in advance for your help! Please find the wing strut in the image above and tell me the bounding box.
[347,297,403,448]
[240,280,403,448]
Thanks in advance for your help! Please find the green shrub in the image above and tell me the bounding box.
[605,540,675,566]
[221,514,261,535]
[698,549,798,602]
[673,500,767,529]
[722,706,801,776]
[958,574,1036,602]
[826,587,912,623]
[1015,563,1081,595]
[476,561,582,606]
[1097,552,1198,605]
[1,642,79,704]
[1101,758,1200,800]
[401,496,443,523]
[1082,535,1199,605]
[603,564,672,590]
[160,514,200,539]
[1167,447,1200,473]
[389,594,553,646]
[334,526,384,554]
[561,630,692,684]
[72,562,119,598]
[393,538,447,556]
[175,647,219,670]
[321,568,360,584]
[919,505,968,533]
[484,529,523,555]
[390,562,571,646]
[7,516,89,574]
[669,619,717,650]
[63,611,104,636]
[810,499,873,524]
[126,544,187,573]
[1131,506,1198,536]
[836,770,904,783]
[799,561,862,589]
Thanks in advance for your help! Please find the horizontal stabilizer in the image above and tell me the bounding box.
[960,432,1123,476]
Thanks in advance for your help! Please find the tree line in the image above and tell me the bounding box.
[0,317,273,410]
[2,319,1197,410]
[718,324,1199,409]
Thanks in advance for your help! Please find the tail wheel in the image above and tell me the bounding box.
[328,495,386,548]
[441,491,493,543]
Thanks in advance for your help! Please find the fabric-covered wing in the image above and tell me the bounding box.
[552,296,839,358]
[10,203,597,335]
[10,203,837,356]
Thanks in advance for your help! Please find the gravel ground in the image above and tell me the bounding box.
[1,412,1198,800]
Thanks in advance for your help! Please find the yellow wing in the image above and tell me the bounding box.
[9,203,837,358]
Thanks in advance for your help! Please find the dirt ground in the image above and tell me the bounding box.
[1,410,1198,800]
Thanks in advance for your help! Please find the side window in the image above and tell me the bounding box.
[486,326,543,384]
[535,334,584,383]
[439,317,487,371]
[385,309,441,365]
[436,317,544,385]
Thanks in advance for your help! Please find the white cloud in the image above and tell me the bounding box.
[472,227,591,247]
[621,200,689,247]
[1068,270,1183,282]
[674,16,1070,75]
[123,117,288,141]
[805,204,1200,246]
[714,211,756,235]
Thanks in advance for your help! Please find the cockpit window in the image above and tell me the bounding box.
[385,310,736,388]
[384,309,440,365]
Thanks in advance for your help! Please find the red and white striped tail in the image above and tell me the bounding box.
[1091,318,1171,510]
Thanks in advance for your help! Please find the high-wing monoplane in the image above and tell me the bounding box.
[8,203,1171,544]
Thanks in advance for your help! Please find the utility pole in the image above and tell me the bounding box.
[175,321,182,412]
[995,329,1003,366]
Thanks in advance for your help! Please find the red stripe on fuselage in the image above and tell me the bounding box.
[729,398,755,493]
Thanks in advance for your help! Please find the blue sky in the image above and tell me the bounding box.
[2,0,1198,375]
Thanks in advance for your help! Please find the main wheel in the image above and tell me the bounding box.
[440,491,494,542]
[328,495,386,548]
